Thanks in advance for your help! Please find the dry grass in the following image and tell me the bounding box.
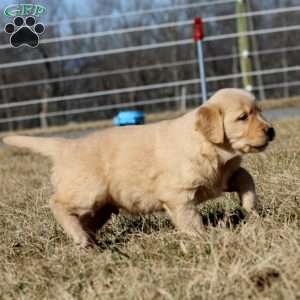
[0,117,299,300]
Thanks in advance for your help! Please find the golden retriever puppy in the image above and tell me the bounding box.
[3,88,275,247]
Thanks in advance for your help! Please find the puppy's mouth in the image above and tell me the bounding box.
[250,142,269,152]
[230,138,270,153]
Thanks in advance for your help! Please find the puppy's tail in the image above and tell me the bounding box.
[2,135,66,158]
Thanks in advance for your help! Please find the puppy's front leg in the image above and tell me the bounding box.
[227,167,258,213]
[163,202,202,236]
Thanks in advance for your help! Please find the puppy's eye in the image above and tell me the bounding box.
[237,113,248,121]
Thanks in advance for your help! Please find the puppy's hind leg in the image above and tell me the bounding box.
[50,196,91,248]
[163,202,203,236]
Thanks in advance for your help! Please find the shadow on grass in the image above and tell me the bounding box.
[94,215,173,254]
[94,208,246,253]
[201,207,246,228]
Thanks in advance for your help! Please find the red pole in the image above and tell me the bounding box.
[193,17,204,41]
[193,17,207,102]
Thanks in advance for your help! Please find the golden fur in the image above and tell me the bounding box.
[2,88,275,247]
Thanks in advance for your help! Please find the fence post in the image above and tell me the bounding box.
[194,17,207,103]
[282,50,289,99]
[40,87,49,128]
[0,74,13,131]
[246,0,265,100]
[236,0,253,92]
[180,86,187,113]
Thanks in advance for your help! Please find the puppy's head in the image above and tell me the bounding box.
[196,88,275,153]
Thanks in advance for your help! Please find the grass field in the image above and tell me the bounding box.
[0,117,299,300]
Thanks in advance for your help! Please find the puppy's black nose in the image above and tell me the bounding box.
[266,127,275,141]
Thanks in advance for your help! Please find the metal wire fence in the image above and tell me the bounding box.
[0,0,299,131]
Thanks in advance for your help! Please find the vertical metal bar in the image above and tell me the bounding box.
[194,17,207,103]
[197,40,207,102]
[180,86,187,113]
[246,0,265,100]
[236,0,253,92]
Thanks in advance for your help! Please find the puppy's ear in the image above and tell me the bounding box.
[195,105,224,144]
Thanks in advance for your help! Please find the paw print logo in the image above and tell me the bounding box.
[4,16,45,48]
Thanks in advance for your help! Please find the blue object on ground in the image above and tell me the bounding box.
[113,110,145,126]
